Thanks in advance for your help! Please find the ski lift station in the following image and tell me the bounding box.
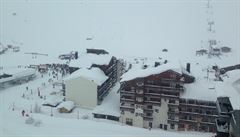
[0,68,36,88]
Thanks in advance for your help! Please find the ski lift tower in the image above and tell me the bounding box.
[208,21,215,32]
[208,39,217,58]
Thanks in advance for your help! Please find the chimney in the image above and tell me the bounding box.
[155,62,160,67]
[75,51,78,59]
[186,63,190,73]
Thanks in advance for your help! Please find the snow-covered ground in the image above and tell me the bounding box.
[0,0,239,136]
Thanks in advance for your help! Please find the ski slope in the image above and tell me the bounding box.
[0,0,239,136]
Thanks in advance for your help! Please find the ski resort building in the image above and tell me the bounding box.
[119,62,220,132]
[65,52,123,109]
[0,68,36,88]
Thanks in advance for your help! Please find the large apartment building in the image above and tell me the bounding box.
[119,63,219,132]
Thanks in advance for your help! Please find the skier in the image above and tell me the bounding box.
[21,110,25,117]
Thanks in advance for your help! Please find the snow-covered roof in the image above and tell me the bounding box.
[182,80,218,102]
[215,70,240,110]
[93,83,120,117]
[181,67,240,110]
[0,68,36,83]
[0,68,35,75]
[121,62,182,82]
[69,53,113,68]
[0,51,67,68]
[42,95,63,107]
[57,101,75,111]
[64,67,108,86]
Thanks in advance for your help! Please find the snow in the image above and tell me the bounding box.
[182,65,240,109]
[1,111,213,137]
[42,95,63,107]
[93,83,120,117]
[69,53,113,68]
[57,101,75,111]
[0,0,239,136]
[0,68,36,83]
[121,61,182,82]
[64,67,108,86]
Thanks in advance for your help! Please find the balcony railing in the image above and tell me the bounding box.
[168,101,179,106]
[168,118,179,123]
[143,108,154,113]
[179,103,217,109]
[120,104,134,111]
[179,111,218,117]
[145,100,161,105]
[145,84,184,92]
[143,115,153,121]
[120,90,135,95]
[145,92,179,99]
[120,98,135,103]
[179,118,198,123]
[168,109,179,114]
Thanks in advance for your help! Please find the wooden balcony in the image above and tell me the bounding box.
[120,90,135,96]
[145,84,184,92]
[120,104,134,111]
[145,92,179,99]
[179,111,218,117]
[179,103,217,109]
[120,98,135,103]
[143,115,153,121]
[145,100,161,105]
[143,108,154,113]
[179,118,198,123]
[168,118,179,123]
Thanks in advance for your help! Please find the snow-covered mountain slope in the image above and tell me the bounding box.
[0,0,239,136]
[0,0,239,59]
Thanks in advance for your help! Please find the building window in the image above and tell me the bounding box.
[126,118,133,126]
[160,124,163,129]
[164,125,168,130]
[155,109,159,113]
[136,89,144,94]
[147,80,154,85]
[135,113,143,117]
[169,99,175,104]
[170,73,176,78]
[147,105,153,109]
[136,97,143,102]
[131,87,135,92]
[136,82,144,87]
[170,124,175,129]
[136,105,143,109]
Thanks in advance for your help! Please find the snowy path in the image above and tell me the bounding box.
[0,111,214,137]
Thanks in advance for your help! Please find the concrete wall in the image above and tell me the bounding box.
[120,99,178,130]
[65,76,98,109]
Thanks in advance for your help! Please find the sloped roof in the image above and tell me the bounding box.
[121,62,182,82]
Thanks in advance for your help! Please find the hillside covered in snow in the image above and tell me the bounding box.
[0,0,240,136]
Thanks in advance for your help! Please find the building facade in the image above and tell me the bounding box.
[120,69,218,132]
[65,56,120,108]
[120,70,184,130]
